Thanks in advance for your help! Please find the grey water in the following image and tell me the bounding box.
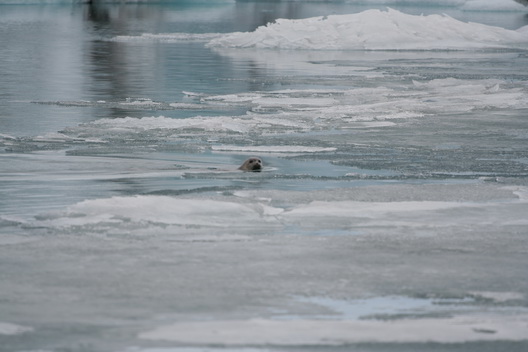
[1,1,528,351]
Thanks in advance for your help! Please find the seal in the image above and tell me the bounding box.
[238,157,263,172]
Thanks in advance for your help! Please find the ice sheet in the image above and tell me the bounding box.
[139,314,528,345]
[50,78,527,143]
[211,145,337,153]
[28,185,528,237]
[208,8,528,50]
[33,196,283,232]
[0,322,33,335]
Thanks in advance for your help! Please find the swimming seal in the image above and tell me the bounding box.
[238,157,263,172]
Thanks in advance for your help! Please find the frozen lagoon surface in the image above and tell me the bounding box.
[1,0,528,351]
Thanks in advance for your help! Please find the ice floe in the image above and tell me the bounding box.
[139,314,528,345]
[28,184,528,237]
[211,145,337,153]
[208,8,528,50]
[0,322,33,335]
[32,196,283,235]
[50,77,527,144]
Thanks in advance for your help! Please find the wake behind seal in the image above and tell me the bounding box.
[238,157,263,172]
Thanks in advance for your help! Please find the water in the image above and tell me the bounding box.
[1,1,528,351]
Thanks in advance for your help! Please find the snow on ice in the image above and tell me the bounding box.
[208,8,528,50]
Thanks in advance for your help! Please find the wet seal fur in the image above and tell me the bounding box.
[238,157,263,172]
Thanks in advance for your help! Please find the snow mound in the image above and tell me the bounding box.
[208,8,528,50]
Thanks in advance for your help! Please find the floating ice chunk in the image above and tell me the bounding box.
[35,196,282,230]
[85,114,311,136]
[182,91,208,97]
[139,314,528,344]
[202,91,339,112]
[508,186,528,201]
[168,102,205,110]
[212,145,337,153]
[32,132,90,143]
[92,116,252,134]
[0,133,16,140]
[0,322,33,335]
[53,77,527,144]
[208,8,528,50]
[29,185,528,236]
[293,295,512,322]
[120,98,163,107]
[285,200,466,219]
[470,291,525,302]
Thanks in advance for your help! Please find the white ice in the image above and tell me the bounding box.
[211,145,337,153]
[0,322,33,335]
[53,78,527,141]
[208,8,528,50]
[139,314,528,345]
[356,0,525,9]
[29,185,528,237]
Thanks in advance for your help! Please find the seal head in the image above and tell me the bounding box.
[239,157,263,172]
